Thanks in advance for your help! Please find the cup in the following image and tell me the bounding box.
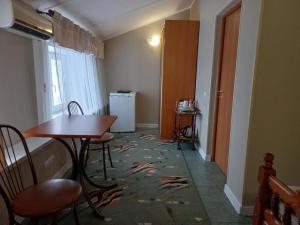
[182,100,188,108]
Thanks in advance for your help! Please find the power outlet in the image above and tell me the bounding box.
[44,155,55,168]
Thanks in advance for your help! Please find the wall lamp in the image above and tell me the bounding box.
[147,34,160,47]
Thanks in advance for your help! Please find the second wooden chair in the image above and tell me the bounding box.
[67,101,114,180]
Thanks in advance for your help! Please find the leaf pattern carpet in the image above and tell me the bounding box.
[61,129,210,225]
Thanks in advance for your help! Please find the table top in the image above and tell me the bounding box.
[23,115,117,139]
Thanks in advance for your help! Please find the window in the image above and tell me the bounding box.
[48,45,63,114]
[33,40,105,123]
[47,43,101,117]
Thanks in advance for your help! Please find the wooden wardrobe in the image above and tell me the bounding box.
[160,20,199,140]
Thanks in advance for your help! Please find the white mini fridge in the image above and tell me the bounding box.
[109,92,136,132]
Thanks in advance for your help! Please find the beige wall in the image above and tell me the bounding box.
[191,0,300,212]
[189,0,200,20]
[0,30,69,179]
[0,30,37,130]
[243,0,300,205]
[0,30,70,224]
[104,10,190,125]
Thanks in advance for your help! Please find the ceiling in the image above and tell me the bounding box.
[22,0,194,40]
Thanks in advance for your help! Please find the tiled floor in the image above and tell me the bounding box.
[181,145,252,225]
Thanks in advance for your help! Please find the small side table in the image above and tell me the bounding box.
[174,107,201,150]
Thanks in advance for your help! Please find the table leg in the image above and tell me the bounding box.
[177,115,182,150]
[78,138,118,218]
[192,114,196,150]
[54,137,118,218]
[71,138,79,161]
[79,138,117,189]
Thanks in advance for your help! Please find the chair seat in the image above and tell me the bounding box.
[90,132,114,144]
[12,179,82,217]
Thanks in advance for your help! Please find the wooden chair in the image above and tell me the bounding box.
[253,153,300,225]
[67,101,114,180]
[0,124,82,225]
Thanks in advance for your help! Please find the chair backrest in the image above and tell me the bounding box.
[67,101,85,152]
[67,101,84,115]
[0,124,38,225]
[0,125,38,195]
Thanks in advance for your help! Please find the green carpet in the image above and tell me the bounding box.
[62,129,210,225]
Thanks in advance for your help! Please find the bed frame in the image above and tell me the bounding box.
[253,153,300,225]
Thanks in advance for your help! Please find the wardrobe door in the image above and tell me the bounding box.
[160,20,199,140]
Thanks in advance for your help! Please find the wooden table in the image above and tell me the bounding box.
[23,115,117,218]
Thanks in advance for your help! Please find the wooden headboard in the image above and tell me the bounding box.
[253,153,300,225]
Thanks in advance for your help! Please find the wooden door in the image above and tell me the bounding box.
[213,5,241,175]
[160,20,199,140]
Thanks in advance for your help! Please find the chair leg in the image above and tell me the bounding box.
[29,218,40,225]
[102,142,107,180]
[84,146,90,168]
[107,144,113,168]
[51,214,58,225]
[73,204,80,225]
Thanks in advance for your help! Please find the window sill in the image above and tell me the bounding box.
[5,138,53,166]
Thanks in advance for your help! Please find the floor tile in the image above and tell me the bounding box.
[181,146,252,225]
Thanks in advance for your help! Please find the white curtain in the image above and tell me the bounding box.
[96,59,108,114]
[51,42,102,115]
[33,40,106,122]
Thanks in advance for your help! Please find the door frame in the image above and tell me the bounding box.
[208,0,242,162]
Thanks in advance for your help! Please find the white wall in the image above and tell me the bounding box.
[190,0,262,214]
[226,0,262,213]
[191,0,232,159]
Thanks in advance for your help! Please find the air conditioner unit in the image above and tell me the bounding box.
[0,0,53,40]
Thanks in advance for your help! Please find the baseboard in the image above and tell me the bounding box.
[197,146,211,161]
[136,123,159,128]
[224,184,254,216]
[224,184,242,214]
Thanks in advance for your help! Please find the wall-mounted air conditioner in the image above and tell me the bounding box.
[0,0,53,40]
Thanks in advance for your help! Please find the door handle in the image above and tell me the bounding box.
[217,90,224,98]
